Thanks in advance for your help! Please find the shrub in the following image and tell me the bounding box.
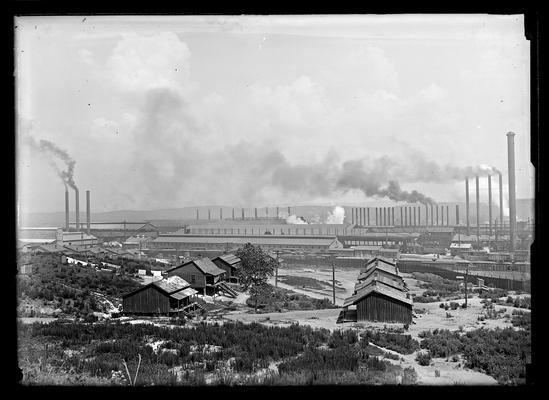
[416,351,431,366]
[360,331,420,355]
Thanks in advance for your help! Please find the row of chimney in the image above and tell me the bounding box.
[65,188,91,235]
[350,205,455,227]
[196,206,291,220]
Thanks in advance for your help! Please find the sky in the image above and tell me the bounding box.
[15,14,533,214]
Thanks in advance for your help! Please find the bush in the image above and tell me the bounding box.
[416,351,431,366]
[360,331,420,355]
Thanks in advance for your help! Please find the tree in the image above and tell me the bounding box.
[235,243,278,312]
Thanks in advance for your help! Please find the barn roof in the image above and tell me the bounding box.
[354,274,407,293]
[167,257,226,276]
[152,276,190,293]
[170,287,198,300]
[213,254,242,268]
[343,282,413,308]
[122,276,190,298]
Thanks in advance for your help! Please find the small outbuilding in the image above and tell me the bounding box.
[165,257,227,296]
[122,276,198,315]
[211,254,242,283]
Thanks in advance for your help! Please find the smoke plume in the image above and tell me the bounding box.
[24,135,77,190]
[286,214,308,224]
[325,206,345,224]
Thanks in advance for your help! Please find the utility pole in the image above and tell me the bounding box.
[464,264,469,308]
[274,251,280,287]
[331,256,336,305]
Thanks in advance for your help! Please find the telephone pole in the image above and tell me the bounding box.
[275,251,279,287]
[331,256,336,305]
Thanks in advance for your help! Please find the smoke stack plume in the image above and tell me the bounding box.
[507,132,517,252]
[65,190,69,231]
[75,187,80,230]
[86,190,90,235]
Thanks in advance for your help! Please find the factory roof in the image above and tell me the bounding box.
[351,245,382,251]
[153,234,340,247]
[168,257,226,276]
[377,248,400,253]
[32,243,67,253]
[123,236,153,245]
[185,222,347,229]
[63,232,98,241]
[340,232,421,239]
[69,222,158,231]
[343,282,412,308]
[19,227,63,230]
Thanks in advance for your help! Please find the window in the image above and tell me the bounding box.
[191,275,196,284]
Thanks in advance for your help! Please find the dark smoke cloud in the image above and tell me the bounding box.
[24,135,77,190]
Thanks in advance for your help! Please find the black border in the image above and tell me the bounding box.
[8,3,542,395]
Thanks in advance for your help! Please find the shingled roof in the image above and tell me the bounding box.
[152,276,190,294]
[343,282,413,308]
[167,257,226,276]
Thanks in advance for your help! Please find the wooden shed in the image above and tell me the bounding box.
[343,282,413,324]
[165,257,227,295]
[211,254,242,283]
[122,276,197,315]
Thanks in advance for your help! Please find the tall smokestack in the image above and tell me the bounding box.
[456,204,460,226]
[288,206,291,216]
[475,175,480,246]
[196,208,199,220]
[65,189,69,231]
[208,209,211,220]
[75,187,80,230]
[435,204,439,226]
[367,207,370,226]
[232,208,235,220]
[465,177,470,235]
[413,207,416,226]
[220,208,223,220]
[277,206,279,217]
[392,207,395,226]
[375,207,378,226]
[488,175,492,235]
[383,207,386,226]
[441,205,444,226]
[499,172,503,228]
[86,190,90,235]
[255,208,258,219]
[430,204,434,226]
[242,208,245,219]
[418,206,421,226]
[400,207,403,226]
[266,207,269,217]
[425,204,429,226]
[507,132,517,252]
[404,206,407,226]
[446,205,449,226]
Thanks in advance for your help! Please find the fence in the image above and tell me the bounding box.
[397,259,530,293]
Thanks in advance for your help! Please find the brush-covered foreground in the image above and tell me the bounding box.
[18,320,416,386]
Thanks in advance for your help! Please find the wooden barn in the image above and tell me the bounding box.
[211,254,242,283]
[122,276,198,315]
[341,257,412,324]
[165,257,235,296]
[343,282,413,324]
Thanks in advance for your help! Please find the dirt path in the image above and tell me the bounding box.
[223,308,342,331]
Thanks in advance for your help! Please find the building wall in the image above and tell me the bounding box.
[123,286,170,314]
[212,259,233,278]
[166,263,206,289]
[356,293,412,324]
